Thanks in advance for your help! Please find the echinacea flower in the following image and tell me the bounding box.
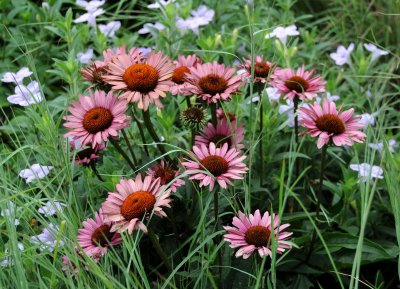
[7,81,43,106]
[77,49,94,64]
[146,160,185,192]
[77,210,122,260]
[19,164,53,183]
[238,56,274,84]
[61,246,91,274]
[330,43,354,66]
[265,25,299,45]
[223,210,292,259]
[170,54,202,95]
[216,108,236,123]
[271,65,325,101]
[350,163,383,183]
[30,223,64,252]
[1,67,32,85]
[364,43,389,62]
[298,100,366,148]
[63,90,131,148]
[99,21,121,38]
[94,45,140,67]
[69,138,106,165]
[195,119,244,150]
[81,63,108,87]
[182,142,248,191]
[38,201,66,216]
[101,174,172,234]
[185,62,243,104]
[180,106,207,129]
[104,50,174,110]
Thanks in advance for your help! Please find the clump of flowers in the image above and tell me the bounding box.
[238,56,274,84]
[170,54,202,95]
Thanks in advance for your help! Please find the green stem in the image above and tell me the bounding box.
[90,162,104,181]
[210,103,217,127]
[213,187,222,287]
[185,95,191,108]
[121,129,138,166]
[259,93,264,187]
[148,228,172,272]
[110,138,136,171]
[142,109,168,157]
[132,110,149,157]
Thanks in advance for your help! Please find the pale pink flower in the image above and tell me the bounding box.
[170,54,202,95]
[146,160,185,192]
[238,56,274,83]
[298,100,366,149]
[223,210,292,259]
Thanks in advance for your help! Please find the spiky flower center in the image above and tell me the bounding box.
[284,75,309,93]
[123,64,159,93]
[198,74,228,96]
[253,61,270,78]
[81,64,107,85]
[315,114,346,135]
[120,191,156,221]
[91,225,114,247]
[200,155,229,177]
[245,225,271,247]
[209,134,231,148]
[182,107,205,123]
[76,147,95,160]
[83,107,113,134]
[172,66,190,84]
[155,165,176,185]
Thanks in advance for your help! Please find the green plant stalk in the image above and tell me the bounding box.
[132,109,150,157]
[213,187,222,287]
[210,103,217,127]
[148,228,172,272]
[122,129,138,166]
[90,161,104,182]
[259,94,264,187]
[110,138,137,171]
[142,109,168,157]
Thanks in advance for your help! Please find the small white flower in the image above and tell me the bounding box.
[99,21,121,38]
[364,43,389,62]
[265,25,299,45]
[77,48,94,64]
[147,0,175,9]
[278,100,306,127]
[368,139,397,154]
[316,92,340,103]
[19,164,53,183]
[30,223,63,252]
[246,95,260,104]
[176,5,214,34]
[1,201,20,226]
[7,81,43,107]
[38,201,66,217]
[74,0,105,27]
[350,163,383,183]
[151,136,165,148]
[42,2,50,9]
[266,87,281,104]
[1,67,33,85]
[330,43,354,66]
[359,112,377,128]
[138,22,165,36]
[1,242,24,268]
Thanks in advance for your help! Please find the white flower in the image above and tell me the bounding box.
[99,21,121,38]
[266,87,281,104]
[74,0,105,27]
[77,48,94,64]
[350,163,383,183]
[1,243,24,268]
[359,112,378,128]
[246,95,260,104]
[265,25,299,45]
[30,223,63,252]
[176,5,214,34]
[7,81,43,107]
[1,67,33,85]
[38,201,66,217]
[1,201,20,226]
[138,22,165,36]
[138,47,152,58]
[19,164,53,183]
[147,0,175,9]
[368,139,397,154]
[42,2,50,9]
[364,43,389,62]
[278,100,306,127]
[316,92,340,103]
[151,136,165,147]
[330,43,354,66]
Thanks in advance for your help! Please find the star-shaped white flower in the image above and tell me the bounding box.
[77,48,94,64]
[147,0,175,9]
[38,201,66,217]
[359,112,378,129]
[19,164,53,183]
[74,0,105,27]
[350,163,383,183]
[266,87,281,104]
[316,92,340,103]
[175,5,214,34]
[330,43,354,66]
[368,139,397,154]
[364,43,389,62]
[99,21,121,38]
[138,22,165,36]
[30,223,63,252]
[265,25,299,45]
[1,67,33,85]
[7,81,43,106]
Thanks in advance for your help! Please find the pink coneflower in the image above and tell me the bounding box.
[298,100,366,148]
[170,54,202,95]
[195,119,244,150]
[185,62,243,104]
[146,160,185,193]
[95,45,143,67]
[271,65,325,101]
[101,174,171,234]
[77,210,123,261]
[216,107,236,123]
[182,142,248,191]
[63,90,131,148]
[223,210,292,259]
[69,138,106,165]
[81,63,108,88]
[238,56,274,83]
[104,50,174,110]
[61,247,91,275]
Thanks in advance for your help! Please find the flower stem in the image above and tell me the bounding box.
[121,129,138,166]
[289,97,300,213]
[213,187,222,286]
[147,228,172,272]
[109,138,136,171]
[142,109,169,158]
[210,103,217,126]
[185,95,191,108]
[132,109,149,157]
[259,92,264,187]
[90,162,104,181]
